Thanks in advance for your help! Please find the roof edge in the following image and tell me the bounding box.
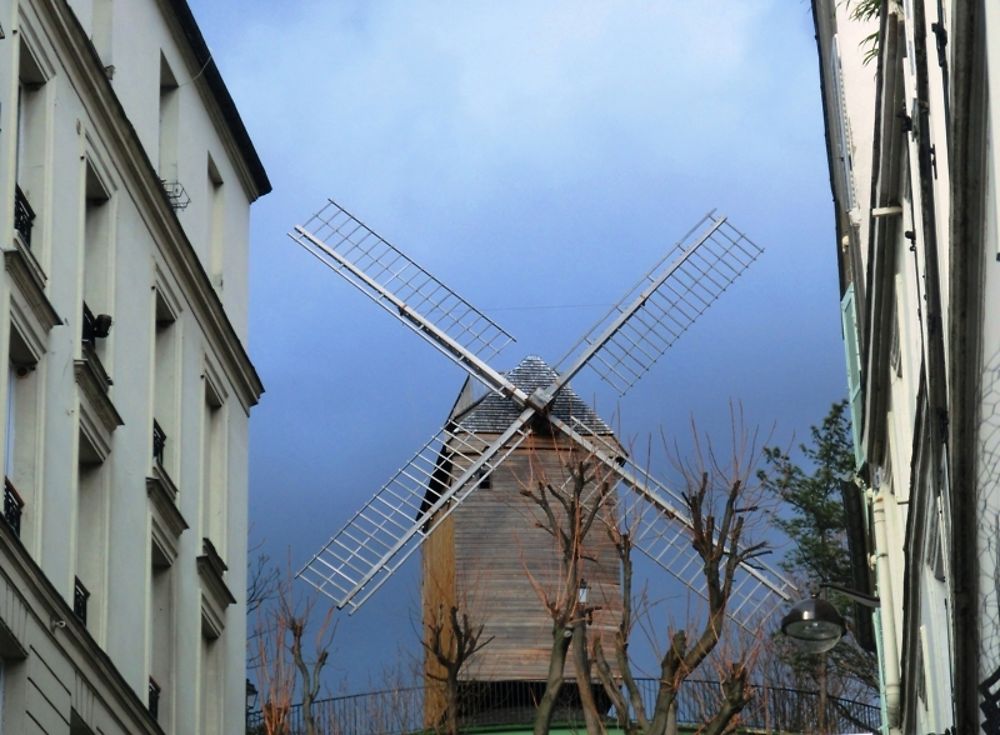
[167,0,272,197]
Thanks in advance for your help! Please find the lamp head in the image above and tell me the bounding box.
[781,597,846,654]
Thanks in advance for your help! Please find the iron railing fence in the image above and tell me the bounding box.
[246,678,880,734]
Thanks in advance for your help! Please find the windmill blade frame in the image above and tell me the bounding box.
[560,417,798,631]
[291,199,786,624]
[298,409,537,611]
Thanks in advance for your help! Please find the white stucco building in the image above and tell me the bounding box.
[813,1,1000,733]
[0,0,268,732]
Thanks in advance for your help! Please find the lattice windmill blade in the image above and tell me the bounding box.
[554,211,763,397]
[560,418,798,632]
[298,408,537,611]
[291,201,771,617]
[289,199,516,385]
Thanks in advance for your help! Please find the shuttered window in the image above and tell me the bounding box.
[841,285,865,467]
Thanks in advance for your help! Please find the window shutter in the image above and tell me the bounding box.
[841,285,865,467]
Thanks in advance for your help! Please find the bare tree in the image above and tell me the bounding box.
[593,414,770,735]
[253,564,336,735]
[421,602,494,734]
[520,456,615,735]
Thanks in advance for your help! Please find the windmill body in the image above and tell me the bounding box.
[423,357,622,722]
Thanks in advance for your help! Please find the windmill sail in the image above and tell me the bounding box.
[289,199,515,377]
[291,199,794,623]
[562,419,798,631]
[554,211,763,396]
[298,411,535,612]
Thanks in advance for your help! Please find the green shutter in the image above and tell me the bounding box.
[841,285,865,468]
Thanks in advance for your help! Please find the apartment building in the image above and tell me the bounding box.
[813,1,998,733]
[0,0,268,732]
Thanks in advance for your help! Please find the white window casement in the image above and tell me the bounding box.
[148,537,175,730]
[201,359,228,553]
[207,155,225,289]
[830,35,859,221]
[157,54,188,213]
[74,452,103,642]
[81,157,116,370]
[151,276,181,484]
[199,633,223,735]
[91,0,113,71]
[14,32,51,261]
[3,316,52,553]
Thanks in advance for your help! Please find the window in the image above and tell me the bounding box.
[202,375,226,548]
[75,428,107,638]
[207,156,225,287]
[152,286,179,475]
[92,0,113,69]
[14,40,47,250]
[158,55,188,211]
[199,635,222,734]
[830,35,858,217]
[158,55,179,182]
[82,162,113,365]
[149,540,173,728]
[4,330,40,547]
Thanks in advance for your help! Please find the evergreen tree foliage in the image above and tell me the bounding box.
[759,401,879,708]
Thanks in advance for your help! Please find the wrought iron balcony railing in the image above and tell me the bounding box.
[3,478,24,537]
[160,179,190,211]
[73,577,90,626]
[152,419,166,466]
[149,677,162,721]
[14,185,35,248]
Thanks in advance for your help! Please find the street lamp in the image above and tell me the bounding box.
[780,583,880,654]
[780,597,846,654]
[578,579,590,605]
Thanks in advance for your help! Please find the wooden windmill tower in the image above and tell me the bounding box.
[287,199,798,716]
[422,355,624,718]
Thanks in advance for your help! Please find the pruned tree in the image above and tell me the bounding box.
[421,602,494,735]
[253,564,337,735]
[520,456,615,735]
[592,413,771,735]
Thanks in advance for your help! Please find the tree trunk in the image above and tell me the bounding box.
[445,671,460,735]
[534,625,572,735]
[571,621,605,734]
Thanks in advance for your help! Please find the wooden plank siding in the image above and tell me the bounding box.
[422,431,623,686]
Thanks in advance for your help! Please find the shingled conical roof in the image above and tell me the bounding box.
[451,355,613,435]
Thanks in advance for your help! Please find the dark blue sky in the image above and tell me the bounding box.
[189,1,845,689]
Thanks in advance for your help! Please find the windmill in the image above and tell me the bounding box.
[288,199,796,655]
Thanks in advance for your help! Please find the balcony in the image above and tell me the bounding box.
[159,179,190,211]
[3,478,24,537]
[149,677,162,721]
[13,185,35,249]
[152,420,166,466]
[73,576,90,626]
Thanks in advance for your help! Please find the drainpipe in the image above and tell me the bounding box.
[872,487,902,733]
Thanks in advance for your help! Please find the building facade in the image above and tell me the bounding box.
[0,0,267,732]
[813,1,999,733]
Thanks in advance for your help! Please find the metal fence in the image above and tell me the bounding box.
[246,678,881,734]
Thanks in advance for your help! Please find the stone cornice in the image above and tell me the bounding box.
[197,537,236,639]
[35,0,265,413]
[146,477,189,564]
[5,241,61,360]
[75,351,124,462]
